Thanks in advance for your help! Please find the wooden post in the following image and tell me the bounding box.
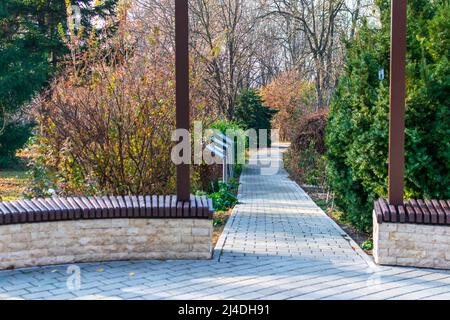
[388,0,407,206]
[175,0,190,202]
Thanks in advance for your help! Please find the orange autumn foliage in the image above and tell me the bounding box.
[260,70,316,141]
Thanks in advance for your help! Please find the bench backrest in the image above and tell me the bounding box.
[0,195,213,225]
[375,199,450,225]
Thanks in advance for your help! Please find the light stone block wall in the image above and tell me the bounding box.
[373,213,450,270]
[0,219,213,270]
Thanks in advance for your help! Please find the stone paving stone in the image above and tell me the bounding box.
[214,263,344,300]
[71,288,104,298]
[421,292,450,300]
[389,282,450,300]
[22,290,55,300]
[1,282,33,292]
[0,144,449,300]
[0,289,29,299]
[26,284,58,293]
[319,269,435,300]
[353,273,450,300]
[253,265,368,300]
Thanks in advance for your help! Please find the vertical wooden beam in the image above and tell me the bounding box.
[388,0,407,206]
[175,0,190,202]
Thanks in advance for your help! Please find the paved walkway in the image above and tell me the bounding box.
[1,145,450,300]
[216,145,368,264]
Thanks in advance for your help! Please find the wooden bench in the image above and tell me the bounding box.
[0,195,214,225]
[373,198,450,269]
[374,199,450,225]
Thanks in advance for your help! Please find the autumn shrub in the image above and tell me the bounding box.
[285,111,328,187]
[28,20,210,196]
[261,70,316,141]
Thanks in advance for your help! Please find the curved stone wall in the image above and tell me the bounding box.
[0,218,213,270]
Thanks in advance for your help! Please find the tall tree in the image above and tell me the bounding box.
[268,0,345,109]
[190,0,263,119]
[136,0,275,120]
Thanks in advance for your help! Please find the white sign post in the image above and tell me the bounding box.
[206,132,234,184]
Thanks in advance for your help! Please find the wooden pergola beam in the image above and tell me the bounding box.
[175,0,408,205]
[388,0,407,206]
[175,0,190,202]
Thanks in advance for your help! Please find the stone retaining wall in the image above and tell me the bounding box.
[0,219,213,270]
[373,213,450,269]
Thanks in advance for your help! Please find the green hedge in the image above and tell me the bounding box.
[326,0,450,233]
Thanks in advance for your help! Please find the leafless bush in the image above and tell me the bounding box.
[31,16,207,196]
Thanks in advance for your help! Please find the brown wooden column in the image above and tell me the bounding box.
[388,0,407,206]
[175,0,190,201]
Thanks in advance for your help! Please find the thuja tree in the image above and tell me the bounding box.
[234,89,277,147]
[326,0,450,232]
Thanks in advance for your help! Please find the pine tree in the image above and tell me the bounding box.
[234,90,278,146]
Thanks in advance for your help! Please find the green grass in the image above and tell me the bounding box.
[0,169,28,201]
[0,170,28,179]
